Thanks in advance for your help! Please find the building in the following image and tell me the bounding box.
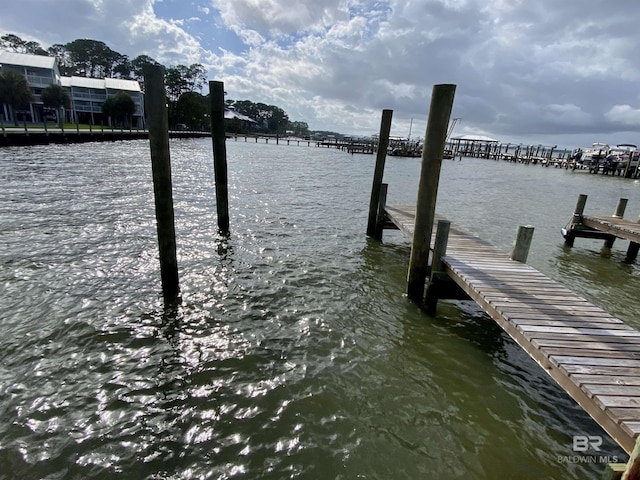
[0,50,60,123]
[0,50,144,127]
[60,76,144,127]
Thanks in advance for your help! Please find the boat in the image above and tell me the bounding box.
[389,142,422,157]
[572,142,609,170]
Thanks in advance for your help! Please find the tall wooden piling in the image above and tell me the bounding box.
[366,109,393,239]
[209,81,230,234]
[144,64,180,302]
[407,84,456,302]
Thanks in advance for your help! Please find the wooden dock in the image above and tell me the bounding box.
[384,204,640,456]
[563,195,640,264]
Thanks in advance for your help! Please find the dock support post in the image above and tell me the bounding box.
[407,84,456,302]
[209,80,230,235]
[366,109,393,238]
[424,220,451,315]
[373,183,389,240]
[564,194,588,247]
[144,64,180,303]
[619,434,640,480]
[510,225,534,263]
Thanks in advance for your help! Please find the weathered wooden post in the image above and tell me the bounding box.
[604,198,628,249]
[373,183,389,239]
[366,109,393,239]
[613,198,628,218]
[407,84,456,302]
[144,64,180,303]
[564,194,588,247]
[624,213,640,264]
[510,225,534,263]
[424,219,451,315]
[209,80,230,235]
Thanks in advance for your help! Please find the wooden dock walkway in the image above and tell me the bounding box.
[563,195,640,264]
[385,204,640,455]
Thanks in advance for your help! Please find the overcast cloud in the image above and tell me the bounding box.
[1,0,639,147]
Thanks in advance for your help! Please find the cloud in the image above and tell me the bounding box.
[605,105,640,128]
[2,0,640,145]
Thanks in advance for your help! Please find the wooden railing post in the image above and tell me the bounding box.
[407,84,456,302]
[367,109,393,237]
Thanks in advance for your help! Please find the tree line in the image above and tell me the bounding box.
[0,33,311,134]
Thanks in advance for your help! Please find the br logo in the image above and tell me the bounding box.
[573,435,602,452]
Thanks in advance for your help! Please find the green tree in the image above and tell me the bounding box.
[0,34,48,55]
[288,120,310,137]
[0,69,33,125]
[41,84,71,127]
[131,55,161,81]
[48,44,75,76]
[64,39,123,78]
[176,92,207,130]
[102,92,135,127]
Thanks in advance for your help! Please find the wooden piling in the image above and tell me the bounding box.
[144,64,180,302]
[407,84,456,302]
[605,198,628,248]
[209,80,230,235]
[366,109,393,238]
[564,194,587,247]
[510,225,534,263]
[424,219,451,315]
[373,183,389,240]
[613,198,628,218]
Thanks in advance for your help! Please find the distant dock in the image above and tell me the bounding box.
[0,126,209,147]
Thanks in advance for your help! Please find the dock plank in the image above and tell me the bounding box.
[384,204,640,454]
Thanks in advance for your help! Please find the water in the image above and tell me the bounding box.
[1,138,639,479]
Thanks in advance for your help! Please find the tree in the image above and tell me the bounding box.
[288,120,310,137]
[131,55,161,81]
[41,84,71,127]
[102,92,135,127]
[0,34,48,55]
[48,44,75,76]
[0,69,33,125]
[64,39,123,78]
[176,92,207,130]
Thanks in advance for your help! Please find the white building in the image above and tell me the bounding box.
[60,76,144,127]
[0,50,144,127]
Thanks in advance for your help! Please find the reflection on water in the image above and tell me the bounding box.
[0,139,636,478]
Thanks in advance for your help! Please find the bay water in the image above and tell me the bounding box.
[1,138,640,479]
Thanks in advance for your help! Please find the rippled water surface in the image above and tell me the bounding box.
[2,138,640,479]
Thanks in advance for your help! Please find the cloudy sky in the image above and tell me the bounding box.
[1,0,639,147]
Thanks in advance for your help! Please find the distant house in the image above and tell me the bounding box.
[0,50,144,127]
[224,108,257,131]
